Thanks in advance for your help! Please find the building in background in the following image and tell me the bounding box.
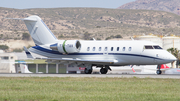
[0,50,17,73]
[134,34,180,51]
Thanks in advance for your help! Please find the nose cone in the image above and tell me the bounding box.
[166,52,177,62]
[169,54,177,61]
[159,51,177,64]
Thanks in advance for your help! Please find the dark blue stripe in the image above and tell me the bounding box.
[32,46,164,60]
[26,52,31,54]
[32,46,62,55]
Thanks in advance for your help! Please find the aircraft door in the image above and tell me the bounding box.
[141,45,154,64]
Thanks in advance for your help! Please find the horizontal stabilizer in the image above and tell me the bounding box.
[23,46,34,59]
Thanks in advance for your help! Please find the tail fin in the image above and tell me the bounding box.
[8,15,57,45]
[20,64,32,73]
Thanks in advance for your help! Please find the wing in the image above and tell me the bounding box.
[24,46,117,65]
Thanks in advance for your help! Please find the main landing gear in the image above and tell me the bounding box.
[156,65,162,75]
[84,65,111,74]
[84,65,93,74]
[100,66,111,74]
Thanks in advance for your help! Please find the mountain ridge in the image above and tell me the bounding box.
[0,7,180,41]
[118,0,180,15]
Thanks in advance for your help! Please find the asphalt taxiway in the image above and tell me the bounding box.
[0,74,180,79]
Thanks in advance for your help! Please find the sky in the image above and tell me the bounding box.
[0,0,135,9]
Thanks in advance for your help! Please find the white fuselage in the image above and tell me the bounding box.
[29,40,176,66]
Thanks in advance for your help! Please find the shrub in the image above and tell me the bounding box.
[22,33,30,40]
[83,32,91,40]
[13,48,23,52]
[0,45,9,50]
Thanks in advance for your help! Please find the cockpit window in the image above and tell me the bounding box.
[144,46,153,49]
[153,46,162,49]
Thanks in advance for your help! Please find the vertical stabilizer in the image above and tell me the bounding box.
[23,15,57,45]
[20,64,32,73]
[9,15,57,45]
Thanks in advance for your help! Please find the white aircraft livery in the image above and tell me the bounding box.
[8,15,177,74]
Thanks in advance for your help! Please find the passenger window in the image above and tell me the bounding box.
[99,47,102,51]
[104,47,108,51]
[129,47,132,51]
[123,47,125,51]
[93,47,95,51]
[111,47,113,51]
[153,46,162,49]
[144,46,153,49]
[87,47,90,51]
[117,47,119,51]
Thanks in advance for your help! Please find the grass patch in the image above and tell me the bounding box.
[0,77,180,101]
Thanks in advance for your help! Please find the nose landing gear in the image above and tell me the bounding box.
[156,65,162,75]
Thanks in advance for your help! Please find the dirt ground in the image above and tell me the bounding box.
[0,40,34,50]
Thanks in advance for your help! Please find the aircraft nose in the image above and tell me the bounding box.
[170,55,177,61]
[163,51,177,62]
[167,53,177,62]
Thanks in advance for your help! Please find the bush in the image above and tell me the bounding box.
[106,35,123,40]
[22,33,30,40]
[96,26,101,28]
[13,48,23,52]
[83,32,91,40]
[105,37,111,40]
[58,35,64,39]
[114,35,123,38]
[0,45,9,50]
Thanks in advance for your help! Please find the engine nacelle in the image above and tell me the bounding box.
[50,40,81,54]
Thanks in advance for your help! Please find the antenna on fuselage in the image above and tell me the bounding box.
[93,38,96,41]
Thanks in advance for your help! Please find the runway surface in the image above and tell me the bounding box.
[0,74,180,79]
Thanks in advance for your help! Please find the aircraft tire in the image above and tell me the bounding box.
[100,68,108,74]
[156,70,162,75]
[84,68,92,74]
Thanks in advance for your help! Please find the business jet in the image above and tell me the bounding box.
[8,15,177,75]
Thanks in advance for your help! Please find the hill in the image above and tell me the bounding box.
[1,7,180,42]
[118,0,180,15]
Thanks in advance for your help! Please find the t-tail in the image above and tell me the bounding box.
[7,15,57,45]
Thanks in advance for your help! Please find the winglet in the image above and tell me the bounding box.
[23,46,34,59]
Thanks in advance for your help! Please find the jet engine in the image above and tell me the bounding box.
[50,40,81,54]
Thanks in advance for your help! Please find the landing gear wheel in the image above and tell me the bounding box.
[100,68,108,74]
[84,68,92,74]
[156,70,162,75]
